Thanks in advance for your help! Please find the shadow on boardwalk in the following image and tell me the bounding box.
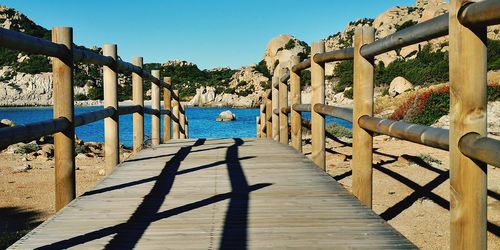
[35,139,270,249]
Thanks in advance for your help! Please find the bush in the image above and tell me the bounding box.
[15,55,51,74]
[488,85,500,101]
[14,143,40,155]
[74,93,87,101]
[284,39,296,50]
[343,88,353,99]
[300,70,311,87]
[488,39,500,70]
[394,20,417,32]
[255,60,272,78]
[325,123,352,139]
[87,86,103,100]
[389,85,450,126]
[333,60,353,92]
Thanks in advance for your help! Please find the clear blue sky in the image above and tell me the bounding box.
[3,0,415,69]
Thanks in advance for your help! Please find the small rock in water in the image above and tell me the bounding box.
[0,119,16,128]
[216,110,236,122]
[14,164,32,172]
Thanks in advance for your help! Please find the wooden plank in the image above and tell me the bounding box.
[10,138,415,249]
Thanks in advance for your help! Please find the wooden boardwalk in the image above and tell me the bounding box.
[10,138,415,249]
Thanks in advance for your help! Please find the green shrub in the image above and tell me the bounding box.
[255,60,272,78]
[14,143,40,154]
[343,88,353,99]
[300,70,311,87]
[325,123,352,139]
[394,20,417,32]
[15,55,51,74]
[74,93,87,101]
[333,60,353,92]
[284,39,296,50]
[487,39,500,70]
[87,86,103,100]
[408,90,449,125]
[488,85,500,101]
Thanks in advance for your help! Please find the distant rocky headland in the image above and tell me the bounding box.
[0,0,499,108]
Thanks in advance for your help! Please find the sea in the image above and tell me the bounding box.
[0,106,352,147]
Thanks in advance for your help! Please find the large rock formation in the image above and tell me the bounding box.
[263,34,308,74]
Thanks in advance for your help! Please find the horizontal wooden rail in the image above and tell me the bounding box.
[459,0,500,26]
[313,47,354,64]
[0,27,168,89]
[144,107,171,116]
[291,58,311,73]
[0,27,68,58]
[358,115,449,150]
[313,104,353,122]
[281,106,291,114]
[360,14,449,58]
[74,107,114,127]
[73,48,113,66]
[0,118,69,149]
[280,69,290,83]
[291,104,311,112]
[117,105,142,116]
[459,133,500,167]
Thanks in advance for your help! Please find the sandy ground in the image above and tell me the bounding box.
[0,153,109,248]
[0,136,498,249]
[303,135,500,249]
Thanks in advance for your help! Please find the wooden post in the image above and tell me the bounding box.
[272,75,280,141]
[151,70,161,146]
[266,97,272,139]
[449,1,487,249]
[311,40,325,170]
[290,55,302,152]
[185,117,189,139]
[279,67,289,145]
[260,102,266,138]
[179,104,186,139]
[172,90,180,139]
[132,57,144,153]
[103,44,119,175]
[163,77,172,142]
[352,27,375,208]
[52,27,75,211]
[256,116,260,138]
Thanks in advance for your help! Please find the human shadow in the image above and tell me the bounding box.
[219,138,249,249]
[35,138,271,249]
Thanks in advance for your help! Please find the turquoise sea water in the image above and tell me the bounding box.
[0,106,351,147]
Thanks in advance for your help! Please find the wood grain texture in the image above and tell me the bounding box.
[449,1,487,249]
[279,67,289,145]
[103,44,119,175]
[311,41,325,170]
[172,90,180,139]
[151,70,161,146]
[290,55,302,152]
[132,57,144,153]
[272,75,280,141]
[52,27,75,211]
[352,27,375,208]
[163,77,172,143]
[10,138,414,249]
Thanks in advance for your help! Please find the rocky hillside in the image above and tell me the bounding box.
[0,1,499,107]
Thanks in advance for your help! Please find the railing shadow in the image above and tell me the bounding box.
[34,138,271,249]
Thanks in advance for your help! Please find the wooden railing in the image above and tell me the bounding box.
[257,0,500,249]
[0,26,188,211]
